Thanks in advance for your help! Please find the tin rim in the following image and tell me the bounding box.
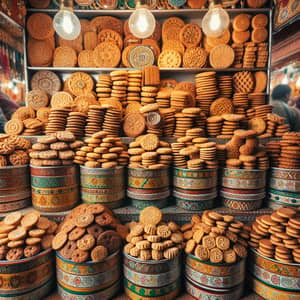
[272,167,300,172]
[174,167,218,172]
[0,248,52,265]
[123,250,180,264]
[251,248,300,266]
[80,165,124,171]
[0,165,29,170]
[30,164,76,169]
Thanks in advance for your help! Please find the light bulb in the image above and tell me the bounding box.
[128,7,156,39]
[53,9,81,40]
[282,75,289,84]
[296,76,300,88]
[202,5,230,38]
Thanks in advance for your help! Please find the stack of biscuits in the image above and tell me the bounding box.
[0,211,57,261]
[141,66,160,106]
[96,75,112,100]
[265,132,300,170]
[128,133,172,169]
[73,131,128,168]
[218,114,246,139]
[183,211,249,264]
[65,112,87,139]
[248,207,300,263]
[45,108,71,135]
[172,137,218,170]
[29,131,83,166]
[139,104,163,136]
[124,207,183,261]
[225,129,270,170]
[84,105,106,137]
[0,135,31,167]
[110,70,128,107]
[52,203,125,263]
[127,70,142,104]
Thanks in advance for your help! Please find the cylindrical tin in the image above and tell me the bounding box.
[56,251,121,300]
[222,168,266,190]
[268,168,300,209]
[173,168,217,210]
[0,249,54,299]
[0,165,31,212]
[221,188,265,211]
[80,166,125,209]
[248,248,300,299]
[185,277,244,300]
[127,167,170,209]
[31,165,79,212]
[185,254,246,289]
[123,251,181,300]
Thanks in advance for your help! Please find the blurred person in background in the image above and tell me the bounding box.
[0,91,19,133]
[271,84,300,131]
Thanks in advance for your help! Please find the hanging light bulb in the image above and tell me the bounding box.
[128,1,156,39]
[202,0,230,38]
[53,0,81,40]
[296,76,300,88]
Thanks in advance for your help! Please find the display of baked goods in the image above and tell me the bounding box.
[265,132,300,170]
[128,133,172,169]
[224,129,270,170]
[172,136,217,170]
[73,131,128,168]
[124,206,183,260]
[26,13,269,69]
[29,131,84,166]
[0,211,57,261]
[52,203,126,263]
[0,134,31,166]
[184,210,249,264]
[249,207,300,263]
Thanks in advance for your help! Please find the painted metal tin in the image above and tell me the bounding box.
[131,198,169,209]
[0,249,54,299]
[127,167,170,208]
[173,168,218,190]
[185,254,246,289]
[123,252,181,300]
[222,198,263,211]
[270,178,300,193]
[268,189,300,205]
[175,198,214,211]
[267,199,299,210]
[56,251,120,299]
[185,277,244,300]
[271,167,300,181]
[0,198,31,213]
[222,168,266,189]
[31,165,79,212]
[80,166,124,208]
[124,278,180,300]
[0,165,30,212]
[127,167,170,190]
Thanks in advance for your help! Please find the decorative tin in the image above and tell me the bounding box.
[173,168,218,190]
[185,277,244,300]
[248,248,300,294]
[31,165,79,212]
[56,251,121,299]
[0,165,30,212]
[123,251,181,300]
[185,254,246,289]
[271,167,300,181]
[80,166,125,209]
[221,189,265,211]
[0,249,54,299]
[173,168,217,210]
[127,167,170,209]
[222,168,266,189]
[268,189,300,207]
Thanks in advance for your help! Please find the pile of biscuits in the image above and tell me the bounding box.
[231,13,268,68]
[29,131,84,166]
[73,131,128,168]
[27,12,268,69]
[124,207,183,260]
[171,137,218,169]
[52,204,125,263]
[0,211,57,261]
[225,129,270,170]
[5,105,50,136]
[128,133,172,169]
[183,211,249,264]
[248,207,300,263]
[0,134,31,167]
[265,132,300,170]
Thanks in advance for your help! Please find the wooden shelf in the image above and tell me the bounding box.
[27,8,271,18]
[27,67,268,73]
